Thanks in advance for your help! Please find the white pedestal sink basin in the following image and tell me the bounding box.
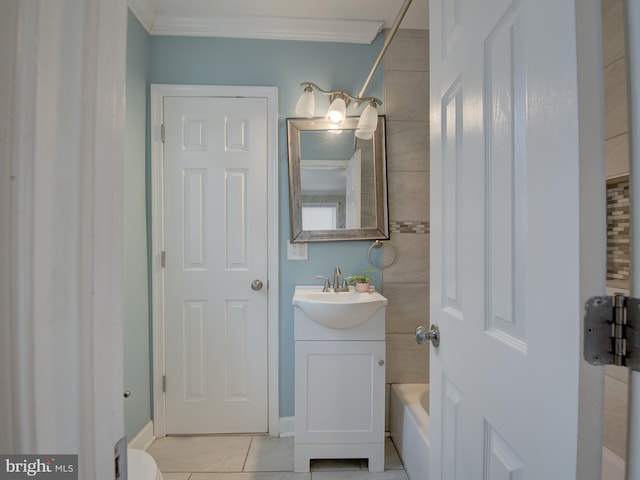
[292,286,388,329]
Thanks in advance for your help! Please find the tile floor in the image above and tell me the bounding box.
[147,436,409,480]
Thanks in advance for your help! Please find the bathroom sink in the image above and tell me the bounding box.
[292,286,388,329]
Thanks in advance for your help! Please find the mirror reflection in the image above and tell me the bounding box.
[287,117,389,242]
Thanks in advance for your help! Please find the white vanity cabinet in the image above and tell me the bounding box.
[293,286,387,473]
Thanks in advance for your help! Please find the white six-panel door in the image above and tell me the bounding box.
[163,96,269,434]
[429,0,605,478]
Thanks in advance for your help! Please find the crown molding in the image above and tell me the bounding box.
[127,0,155,32]
[150,15,383,44]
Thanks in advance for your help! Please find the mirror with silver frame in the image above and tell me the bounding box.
[287,116,389,242]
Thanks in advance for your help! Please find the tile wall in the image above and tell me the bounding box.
[607,177,630,285]
[382,29,430,390]
[602,0,630,460]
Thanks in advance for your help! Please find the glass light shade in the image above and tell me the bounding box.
[355,129,374,140]
[326,97,347,124]
[357,103,378,132]
[295,89,315,117]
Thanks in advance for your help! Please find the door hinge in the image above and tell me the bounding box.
[161,251,166,268]
[584,294,640,371]
[161,124,165,143]
[162,375,166,393]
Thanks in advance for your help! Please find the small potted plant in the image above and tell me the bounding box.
[348,269,375,292]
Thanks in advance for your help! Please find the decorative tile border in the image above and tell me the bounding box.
[389,220,430,234]
[607,176,630,283]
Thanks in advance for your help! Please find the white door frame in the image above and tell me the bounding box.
[626,1,640,477]
[150,84,280,437]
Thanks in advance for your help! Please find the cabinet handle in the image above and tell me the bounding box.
[378,359,385,366]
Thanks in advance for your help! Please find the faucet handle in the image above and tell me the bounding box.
[314,275,331,292]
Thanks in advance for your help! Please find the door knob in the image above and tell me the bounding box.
[415,324,440,348]
[251,279,264,291]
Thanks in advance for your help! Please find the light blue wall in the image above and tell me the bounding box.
[149,34,384,417]
[124,11,151,441]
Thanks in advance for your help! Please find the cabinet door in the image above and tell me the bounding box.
[295,341,385,444]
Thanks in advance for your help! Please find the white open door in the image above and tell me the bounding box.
[429,0,605,478]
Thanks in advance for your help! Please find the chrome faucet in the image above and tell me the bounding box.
[333,267,350,292]
[315,275,331,292]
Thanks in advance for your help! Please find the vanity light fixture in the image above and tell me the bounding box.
[294,83,382,138]
[294,0,413,139]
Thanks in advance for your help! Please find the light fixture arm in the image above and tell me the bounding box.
[300,82,382,107]
[357,0,413,99]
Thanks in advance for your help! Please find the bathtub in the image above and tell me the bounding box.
[390,383,429,480]
[128,449,164,480]
[390,383,625,480]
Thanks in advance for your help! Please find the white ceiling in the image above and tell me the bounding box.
[128,0,429,43]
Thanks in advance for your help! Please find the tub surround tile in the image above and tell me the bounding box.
[382,27,430,401]
[244,436,294,472]
[382,234,429,284]
[386,334,429,384]
[383,283,429,334]
[604,57,628,140]
[384,29,429,72]
[604,375,628,459]
[605,133,629,179]
[607,177,630,283]
[601,0,626,68]
[148,436,251,473]
[605,365,629,384]
[384,71,429,122]
[386,121,430,173]
[388,172,430,223]
[389,221,429,235]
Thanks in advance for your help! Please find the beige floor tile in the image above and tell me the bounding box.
[243,436,294,472]
[384,439,404,471]
[162,474,191,480]
[148,436,251,473]
[191,473,310,480]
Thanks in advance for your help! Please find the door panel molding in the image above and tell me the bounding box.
[150,84,279,436]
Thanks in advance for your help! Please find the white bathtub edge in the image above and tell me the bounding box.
[390,383,430,480]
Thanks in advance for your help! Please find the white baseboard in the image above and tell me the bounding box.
[279,416,295,438]
[128,420,156,450]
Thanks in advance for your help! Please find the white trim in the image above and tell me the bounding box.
[127,0,155,32]
[279,417,295,438]
[128,420,156,450]
[626,1,640,477]
[150,15,383,44]
[151,84,280,437]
